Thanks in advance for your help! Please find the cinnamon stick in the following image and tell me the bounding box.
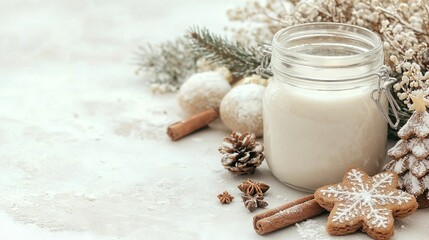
[253,194,326,235]
[167,108,219,141]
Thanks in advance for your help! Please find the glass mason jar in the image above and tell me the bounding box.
[263,23,389,192]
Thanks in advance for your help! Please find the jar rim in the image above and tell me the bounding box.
[272,22,382,63]
[271,22,384,83]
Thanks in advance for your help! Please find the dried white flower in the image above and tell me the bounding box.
[227,0,429,108]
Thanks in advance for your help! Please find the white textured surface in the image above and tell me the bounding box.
[0,1,428,239]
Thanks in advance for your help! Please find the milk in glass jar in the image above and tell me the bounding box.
[263,23,395,191]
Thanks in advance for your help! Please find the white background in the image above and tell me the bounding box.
[0,0,428,239]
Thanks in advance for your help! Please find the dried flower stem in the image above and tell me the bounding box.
[374,7,425,34]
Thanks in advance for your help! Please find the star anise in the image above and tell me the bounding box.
[217,191,234,204]
[242,194,268,212]
[238,179,270,196]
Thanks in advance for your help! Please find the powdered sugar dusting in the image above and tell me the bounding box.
[388,140,409,158]
[398,111,429,138]
[409,138,429,158]
[410,159,427,177]
[274,203,303,217]
[403,172,424,195]
[222,84,264,127]
[388,138,429,159]
[181,72,231,102]
[422,175,429,189]
[393,156,408,174]
[178,71,231,115]
[296,219,331,240]
[422,112,429,135]
[220,83,265,136]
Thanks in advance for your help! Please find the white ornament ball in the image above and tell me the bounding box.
[220,84,265,137]
[177,71,231,116]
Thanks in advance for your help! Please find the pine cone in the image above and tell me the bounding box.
[218,131,264,175]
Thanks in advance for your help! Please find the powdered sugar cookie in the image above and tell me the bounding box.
[177,71,231,116]
[220,84,264,137]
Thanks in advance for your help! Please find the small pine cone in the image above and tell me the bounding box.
[218,131,264,175]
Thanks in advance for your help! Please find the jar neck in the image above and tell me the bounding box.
[271,23,383,89]
[271,74,380,91]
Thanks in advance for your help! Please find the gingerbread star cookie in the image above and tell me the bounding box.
[315,168,418,240]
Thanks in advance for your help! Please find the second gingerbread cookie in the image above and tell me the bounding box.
[315,168,418,240]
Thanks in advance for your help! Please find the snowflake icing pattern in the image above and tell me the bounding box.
[319,169,413,229]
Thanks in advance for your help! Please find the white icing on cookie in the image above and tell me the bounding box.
[321,169,413,228]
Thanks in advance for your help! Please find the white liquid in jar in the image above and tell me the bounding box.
[263,79,388,191]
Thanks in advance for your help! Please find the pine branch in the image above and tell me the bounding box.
[136,38,198,93]
[188,27,264,79]
[136,27,268,93]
